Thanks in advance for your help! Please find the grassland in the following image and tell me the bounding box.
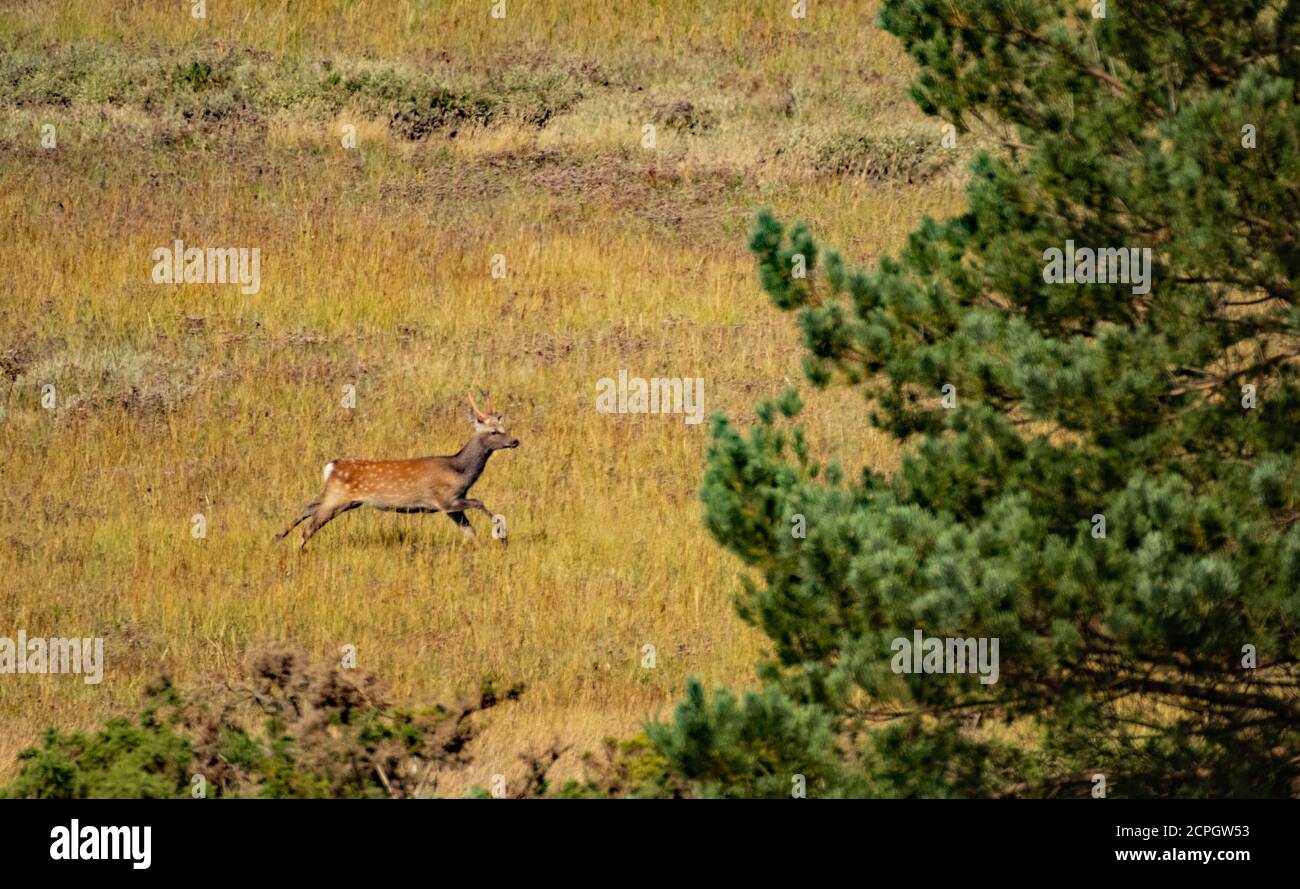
[0,0,968,794]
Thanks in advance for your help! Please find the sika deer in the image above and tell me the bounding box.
[275,394,519,549]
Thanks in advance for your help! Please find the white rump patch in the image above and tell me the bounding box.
[323,462,335,483]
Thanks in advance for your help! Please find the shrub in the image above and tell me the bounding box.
[1,646,525,799]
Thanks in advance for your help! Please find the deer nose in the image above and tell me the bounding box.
[508,438,520,448]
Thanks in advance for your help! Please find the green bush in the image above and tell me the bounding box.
[1,646,524,799]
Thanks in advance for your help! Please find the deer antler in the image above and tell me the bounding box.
[484,393,494,415]
[468,392,486,421]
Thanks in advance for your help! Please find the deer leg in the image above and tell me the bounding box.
[447,499,503,544]
[446,510,476,540]
[448,498,493,519]
[300,500,361,550]
[274,499,321,542]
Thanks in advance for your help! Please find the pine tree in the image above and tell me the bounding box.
[657,0,1300,797]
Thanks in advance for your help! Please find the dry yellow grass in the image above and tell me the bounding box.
[0,0,966,794]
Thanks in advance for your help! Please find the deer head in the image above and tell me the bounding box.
[468,393,520,450]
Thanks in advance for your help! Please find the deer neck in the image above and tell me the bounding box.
[449,434,494,484]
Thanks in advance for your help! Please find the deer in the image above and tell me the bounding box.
[274,393,519,549]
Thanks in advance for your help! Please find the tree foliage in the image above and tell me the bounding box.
[662,0,1300,797]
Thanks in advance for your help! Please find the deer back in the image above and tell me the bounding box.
[324,457,463,509]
